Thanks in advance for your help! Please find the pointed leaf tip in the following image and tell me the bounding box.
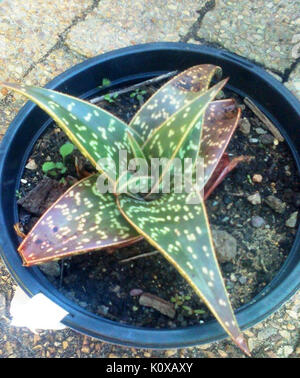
[130,64,223,142]
[235,334,251,357]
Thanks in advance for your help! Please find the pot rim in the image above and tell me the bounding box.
[0,42,299,349]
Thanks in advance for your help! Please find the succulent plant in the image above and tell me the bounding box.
[1,64,250,355]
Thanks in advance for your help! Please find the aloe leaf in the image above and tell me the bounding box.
[18,174,141,266]
[204,153,252,200]
[201,99,241,185]
[117,191,250,356]
[142,79,228,194]
[126,132,147,161]
[130,64,222,142]
[1,82,142,184]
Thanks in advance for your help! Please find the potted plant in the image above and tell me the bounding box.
[0,43,299,354]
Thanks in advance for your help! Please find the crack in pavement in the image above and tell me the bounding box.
[184,35,285,81]
[180,0,216,43]
[282,58,300,83]
[179,0,300,83]
[21,0,100,80]
[0,0,100,106]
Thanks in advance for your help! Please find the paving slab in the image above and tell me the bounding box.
[0,48,85,139]
[66,0,199,56]
[195,0,300,73]
[0,0,93,82]
[24,48,85,87]
[286,64,300,100]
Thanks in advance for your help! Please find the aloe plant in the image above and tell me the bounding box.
[1,64,250,355]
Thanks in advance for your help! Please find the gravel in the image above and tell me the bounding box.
[211,228,238,263]
[251,216,266,228]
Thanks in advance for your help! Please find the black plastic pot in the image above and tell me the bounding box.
[0,42,299,349]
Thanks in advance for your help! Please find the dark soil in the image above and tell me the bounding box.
[17,80,299,329]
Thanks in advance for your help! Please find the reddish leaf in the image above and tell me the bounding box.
[18,174,141,266]
[201,99,241,186]
[204,153,253,200]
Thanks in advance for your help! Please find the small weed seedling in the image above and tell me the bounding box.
[103,93,119,103]
[42,142,74,177]
[130,88,147,102]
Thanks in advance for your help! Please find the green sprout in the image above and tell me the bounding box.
[171,294,205,316]
[247,174,253,184]
[15,190,22,199]
[42,142,74,176]
[130,88,147,102]
[98,78,111,89]
[103,93,118,103]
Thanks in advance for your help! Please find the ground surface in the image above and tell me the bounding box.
[0,0,299,358]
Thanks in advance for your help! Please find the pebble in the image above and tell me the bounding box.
[39,261,60,278]
[130,289,143,296]
[25,159,38,170]
[255,127,267,135]
[81,346,90,354]
[265,195,286,214]
[285,211,298,228]
[165,349,177,357]
[251,215,266,228]
[257,327,277,340]
[252,174,263,183]
[239,117,251,134]
[238,276,247,284]
[282,345,294,357]
[99,305,109,315]
[260,133,274,145]
[247,192,261,205]
[211,228,237,263]
[248,338,258,352]
[249,138,259,144]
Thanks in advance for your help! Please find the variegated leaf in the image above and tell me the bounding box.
[126,132,147,161]
[1,82,142,184]
[201,99,241,185]
[18,174,141,266]
[117,191,250,355]
[130,64,222,142]
[143,79,228,193]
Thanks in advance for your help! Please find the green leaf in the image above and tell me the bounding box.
[126,132,147,161]
[42,161,56,173]
[101,78,111,88]
[55,162,65,170]
[103,93,114,103]
[1,82,142,184]
[117,191,249,355]
[130,64,222,142]
[59,142,74,159]
[142,79,228,194]
[194,309,205,315]
[18,174,141,266]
